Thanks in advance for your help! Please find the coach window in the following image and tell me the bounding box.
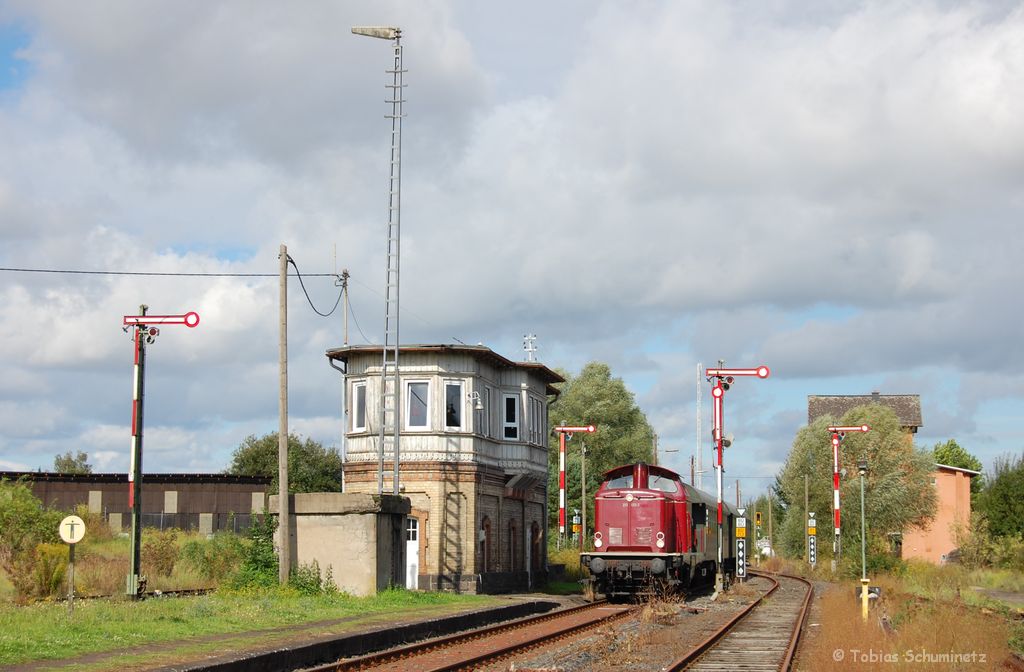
[405,381,429,430]
[351,382,367,432]
[444,381,462,430]
[503,394,519,440]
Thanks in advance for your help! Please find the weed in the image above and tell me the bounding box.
[141,528,179,578]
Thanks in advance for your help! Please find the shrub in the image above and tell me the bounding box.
[289,560,339,596]
[228,514,279,589]
[141,528,179,578]
[71,504,113,543]
[182,532,245,584]
[8,543,68,601]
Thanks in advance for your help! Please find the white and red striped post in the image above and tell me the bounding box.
[554,425,595,548]
[705,365,769,592]
[826,424,870,563]
[122,307,199,597]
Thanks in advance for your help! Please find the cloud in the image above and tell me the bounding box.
[1,1,1023,480]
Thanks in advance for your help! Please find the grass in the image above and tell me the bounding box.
[0,587,497,667]
[800,581,1010,670]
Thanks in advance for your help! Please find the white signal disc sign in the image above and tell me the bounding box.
[59,515,86,544]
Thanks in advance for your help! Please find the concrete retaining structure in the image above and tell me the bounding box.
[269,492,410,596]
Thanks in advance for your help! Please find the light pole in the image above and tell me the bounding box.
[858,457,869,621]
[352,25,405,496]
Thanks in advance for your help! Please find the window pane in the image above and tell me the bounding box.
[505,396,516,422]
[354,384,366,430]
[408,382,428,427]
[445,383,461,428]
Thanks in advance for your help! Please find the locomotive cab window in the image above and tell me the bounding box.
[648,475,679,493]
[605,474,634,489]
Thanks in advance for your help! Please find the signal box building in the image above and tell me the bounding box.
[326,344,563,594]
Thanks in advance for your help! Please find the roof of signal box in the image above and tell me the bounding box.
[326,344,565,394]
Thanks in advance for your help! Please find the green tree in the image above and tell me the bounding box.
[0,479,63,587]
[776,406,937,570]
[53,450,92,474]
[977,453,1024,538]
[547,362,655,539]
[932,439,983,500]
[226,433,343,494]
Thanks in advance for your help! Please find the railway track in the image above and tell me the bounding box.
[303,601,633,672]
[667,571,813,672]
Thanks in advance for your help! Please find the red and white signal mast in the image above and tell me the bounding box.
[553,424,595,548]
[826,423,870,562]
[705,363,769,592]
[122,305,199,598]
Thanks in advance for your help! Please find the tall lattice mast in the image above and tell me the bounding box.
[353,26,405,495]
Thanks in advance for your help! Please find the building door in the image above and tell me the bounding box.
[406,517,419,589]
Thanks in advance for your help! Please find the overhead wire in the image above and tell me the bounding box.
[286,256,343,317]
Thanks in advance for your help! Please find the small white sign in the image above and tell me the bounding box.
[737,517,747,528]
[59,515,86,544]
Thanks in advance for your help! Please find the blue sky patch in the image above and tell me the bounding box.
[0,23,31,90]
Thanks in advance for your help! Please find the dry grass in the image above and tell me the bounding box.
[800,581,1010,670]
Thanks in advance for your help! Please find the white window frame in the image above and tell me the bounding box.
[482,385,492,437]
[405,380,431,431]
[444,380,463,431]
[351,381,367,432]
[503,393,520,440]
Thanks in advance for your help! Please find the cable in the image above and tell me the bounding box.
[0,266,336,277]
[347,298,374,344]
[287,257,343,317]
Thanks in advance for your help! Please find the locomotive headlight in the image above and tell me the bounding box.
[656,531,665,549]
[594,532,603,548]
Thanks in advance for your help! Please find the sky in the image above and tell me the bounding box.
[1,1,1022,502]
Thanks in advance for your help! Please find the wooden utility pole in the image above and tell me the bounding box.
[768,492,774,557]
[278,244,291,583]
[690,455,695,485]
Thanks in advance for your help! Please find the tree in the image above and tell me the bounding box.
[53,450,92,474]
[0,479,62,581]
[976,453,1024,538]
[547,362,655,539]
[776,405,937,568]
[932,439,983,500]
[226,433,343,494]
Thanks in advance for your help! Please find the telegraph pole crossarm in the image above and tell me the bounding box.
[122,306,199,598]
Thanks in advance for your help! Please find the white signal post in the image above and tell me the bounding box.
[122,306,199,598]
[827,424,870,564]
[554,425,595,549]
[706,364,769,593]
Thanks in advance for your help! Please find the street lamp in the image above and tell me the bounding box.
[352,25,405,496]
[858,457,869,621]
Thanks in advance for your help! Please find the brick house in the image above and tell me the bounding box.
[325,344,563,593]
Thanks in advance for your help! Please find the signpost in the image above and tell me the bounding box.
[122,305,200,597]
[808,511,817,568]
[705,364,770,593]
[59,515,86,615]
[736,509,747,581]
[827,424,870,565]
[554,425,595,549]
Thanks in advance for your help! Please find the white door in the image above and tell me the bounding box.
[406,517,420,589]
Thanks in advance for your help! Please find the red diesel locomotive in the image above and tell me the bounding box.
[580,462,738,599]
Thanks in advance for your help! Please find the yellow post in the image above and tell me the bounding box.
[861,578,870,621]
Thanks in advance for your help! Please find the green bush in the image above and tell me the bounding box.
[181,532,245,584]
[141,528,179,578]
[0,479,65,602]
[227,515,279,589]
[289,560,339,596]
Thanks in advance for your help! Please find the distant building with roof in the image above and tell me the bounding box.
[807,391,923,433]
[900,463,979,564]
